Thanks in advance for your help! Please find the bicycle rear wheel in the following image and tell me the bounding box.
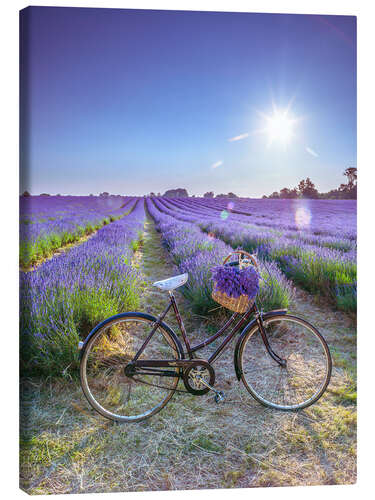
[238,314,332,410]
[80,313,181,422]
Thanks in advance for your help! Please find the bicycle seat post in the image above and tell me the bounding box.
[169,291,193,357]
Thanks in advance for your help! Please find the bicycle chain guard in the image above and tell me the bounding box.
[125,358,216,395]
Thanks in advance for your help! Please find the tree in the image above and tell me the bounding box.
[163,188,189,198]
[263,167,357,200]
[204,191,214,198]
[339,167,357,199]
[21,190,30,197]
[343,167,357,189]
[298,178,319,199]
[279,187,299,199]
[100,192,109,197]
[216,192,238,198]
[40,193,50,196]
[297,179,306,195]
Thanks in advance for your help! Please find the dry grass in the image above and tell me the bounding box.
[20,217,356,494]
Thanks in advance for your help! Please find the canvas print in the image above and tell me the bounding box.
[19,6,357,494]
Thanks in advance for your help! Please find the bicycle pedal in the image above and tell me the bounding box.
[214,391,225,404]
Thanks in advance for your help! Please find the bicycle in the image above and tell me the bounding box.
[78,250,332,423]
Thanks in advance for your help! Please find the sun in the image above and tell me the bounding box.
[259,106,299,147]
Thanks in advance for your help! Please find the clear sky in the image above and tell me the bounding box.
[20,7,356,197]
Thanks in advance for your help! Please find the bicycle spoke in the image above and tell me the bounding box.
[240,316,331,409]
[81,317,180,422]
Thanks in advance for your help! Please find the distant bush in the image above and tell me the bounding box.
[163,188,189,198]
[216,192,238,198]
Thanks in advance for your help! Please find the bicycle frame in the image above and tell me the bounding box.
[132,291,286,367]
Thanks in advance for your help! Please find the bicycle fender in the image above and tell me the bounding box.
[233,310,288,380]
[78,311,185,360]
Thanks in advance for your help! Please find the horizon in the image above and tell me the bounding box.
[20,7,356,197]
[20,187,357,199]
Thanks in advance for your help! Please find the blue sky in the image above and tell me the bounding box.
[20,7,356,197]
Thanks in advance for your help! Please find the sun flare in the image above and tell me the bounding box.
[258,106,299,147]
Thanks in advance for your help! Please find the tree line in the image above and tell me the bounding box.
[21,167,357,200]
[263,168,357,200]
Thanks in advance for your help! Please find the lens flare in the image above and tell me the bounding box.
[295,207,311,230]
[220,210,229,220]
[227,202,234,211]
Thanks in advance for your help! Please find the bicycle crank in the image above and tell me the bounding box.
[194,375,226,403]
[183,361,215,395]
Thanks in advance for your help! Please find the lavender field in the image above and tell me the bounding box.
[20,194,357,492]
[20,197,145,374]
[20,195,356,376]
[20,195,134,268]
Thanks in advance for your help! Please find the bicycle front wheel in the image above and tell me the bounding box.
[80,313,181,422]
[238,314,332,410]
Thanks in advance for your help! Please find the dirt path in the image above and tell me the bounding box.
[20,216,356,494]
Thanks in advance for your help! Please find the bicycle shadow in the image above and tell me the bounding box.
[288,409,339,485]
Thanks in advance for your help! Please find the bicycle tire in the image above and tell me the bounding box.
[237,314,332,410]
[80,312,182,422]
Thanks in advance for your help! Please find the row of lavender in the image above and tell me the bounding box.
[146,198,293,314]
[151,197,357,313]
[20,200,146,375]
[20,196,134,268]
[160,197,356,250]
[187,196,357,240]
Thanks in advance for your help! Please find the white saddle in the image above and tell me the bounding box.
[152,273,188,291]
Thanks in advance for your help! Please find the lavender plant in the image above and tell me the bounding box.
[20,200,146,376]
[211,265,259,299]
[147,198,293,314]
[20,195,135,267]
[151,196,356,313]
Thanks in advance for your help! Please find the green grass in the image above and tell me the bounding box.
[20,204,136,269]
[190,434,223,453]
[20,233,145,377]
[199,222,356,314]
[20,223,106,269]
[20,275,143,377]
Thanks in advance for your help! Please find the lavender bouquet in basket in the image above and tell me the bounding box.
[211,264,260,299]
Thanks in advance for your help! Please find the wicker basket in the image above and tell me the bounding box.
[212,287,254,313]
[211,250,259,313]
